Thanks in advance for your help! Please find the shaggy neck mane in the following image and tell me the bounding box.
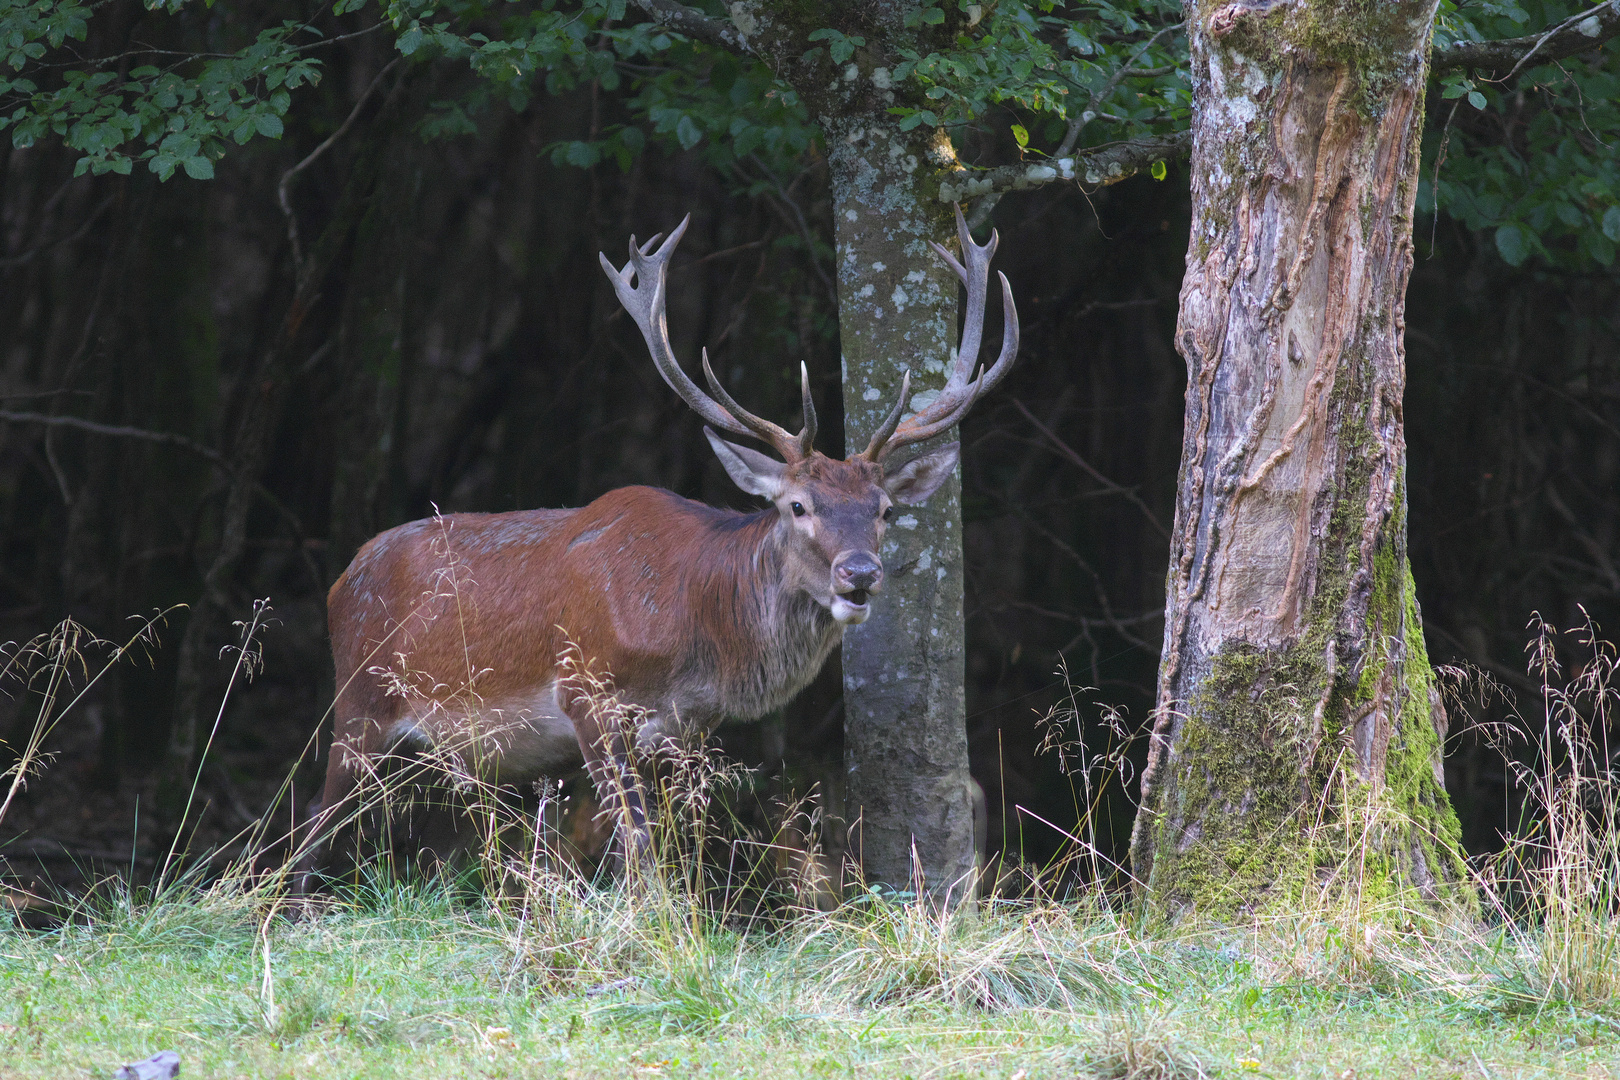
[680,503,840,718]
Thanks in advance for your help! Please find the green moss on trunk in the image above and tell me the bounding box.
[1134,0,1470,921]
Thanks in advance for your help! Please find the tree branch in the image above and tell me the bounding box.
[0,197,115,269]
[280,57,401,281]
[0,410,226,465]
[1012,398,1170,541]
[945,0,1616,207]
[1432,0,1620,73]
[942,129,1191,202]
[628,0,750,55]
[0,409,322,586]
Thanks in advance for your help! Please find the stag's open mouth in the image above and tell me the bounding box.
[830,588,872,624]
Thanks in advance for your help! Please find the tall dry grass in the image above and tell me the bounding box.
[1473,610,1620,1004]
[8,538,1620,1034]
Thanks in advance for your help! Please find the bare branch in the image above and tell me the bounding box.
[0,197,115,269]
[0,410,226,464]
[1012,398,1170,541]
[628,0,750,55]
[280,58,401,279]
[942,129,1191,203]
[1432,0,1620,73]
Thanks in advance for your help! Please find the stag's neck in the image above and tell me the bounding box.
[686,508,841,720]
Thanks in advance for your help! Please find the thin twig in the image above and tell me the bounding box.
[746,155,837,305]
[1012,398,1169,539]
[0,197,115,269]
[1500,0,1617,81]
[280,57,401,277]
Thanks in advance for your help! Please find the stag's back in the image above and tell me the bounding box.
[327,508,580,720]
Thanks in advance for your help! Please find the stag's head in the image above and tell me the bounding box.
[600,208,1019,625]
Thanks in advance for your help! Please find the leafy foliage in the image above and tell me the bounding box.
[1426,0,1620,269]
[1,0,321,179]
[3,0,1615,274]
[370,0,816,170]
[888,0,1189,152]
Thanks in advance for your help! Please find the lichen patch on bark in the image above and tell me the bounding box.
[828,112,976,893]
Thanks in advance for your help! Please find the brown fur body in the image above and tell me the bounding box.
[319,482,862,820]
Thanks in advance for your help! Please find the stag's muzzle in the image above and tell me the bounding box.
[831,553,883,623]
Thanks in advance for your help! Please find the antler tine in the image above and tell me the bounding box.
[798,361,818,458]
[976,270,1020,398]
[599,215,774,448]
[866,205,1019,460]
[699,350,809,462]
[859,369,911,461]
[882,272,1021,448]
[925,203,999,398]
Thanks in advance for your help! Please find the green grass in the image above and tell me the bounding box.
[2,879,1618,1080]
[6,616,1620,1077]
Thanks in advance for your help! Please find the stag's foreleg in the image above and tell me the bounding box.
[569,704,656,880]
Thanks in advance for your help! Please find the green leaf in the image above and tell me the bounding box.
[1494,223,1529,266]
[675,113,701,150]
[1010,122,1028,149]
[1603,205,1620,243]
[397,26,423,56]
[920,7,945,24]
[1467,90,1486,110]
[562,140,598,166]
[1587,230,1615,266]
[254,113,283,138]
[1151,159,1167,181]
[182,155,214,179]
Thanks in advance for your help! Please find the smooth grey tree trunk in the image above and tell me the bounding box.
[1129,0,1472,916]
[710,5,981,894]
[651,2,987,894]
[827,113,977,895]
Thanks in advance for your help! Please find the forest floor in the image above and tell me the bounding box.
[1,875,1617,1080]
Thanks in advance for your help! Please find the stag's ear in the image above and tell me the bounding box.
[884,442,959,505]
[705,427,788,499]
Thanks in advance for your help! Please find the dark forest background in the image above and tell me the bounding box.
[2,28,1617,892]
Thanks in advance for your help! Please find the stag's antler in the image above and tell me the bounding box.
[600,216,816,462]
[862,205,1020,462]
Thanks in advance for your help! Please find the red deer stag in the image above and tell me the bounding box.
[299,207,1018,882]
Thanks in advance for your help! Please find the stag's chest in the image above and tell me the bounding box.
[665,597,841,725]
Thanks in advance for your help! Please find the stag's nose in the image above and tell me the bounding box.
[835,554,883,595]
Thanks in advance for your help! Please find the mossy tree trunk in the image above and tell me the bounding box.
[717,3,980,892]
[1129,0,1471,917]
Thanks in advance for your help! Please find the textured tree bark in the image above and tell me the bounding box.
[1130,0,1472,916]
[829,114,977,894]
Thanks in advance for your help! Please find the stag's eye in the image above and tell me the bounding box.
[791,501,807,517]
[882,506,895,522]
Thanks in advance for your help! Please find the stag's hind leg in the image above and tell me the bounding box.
[292,677,404,893]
